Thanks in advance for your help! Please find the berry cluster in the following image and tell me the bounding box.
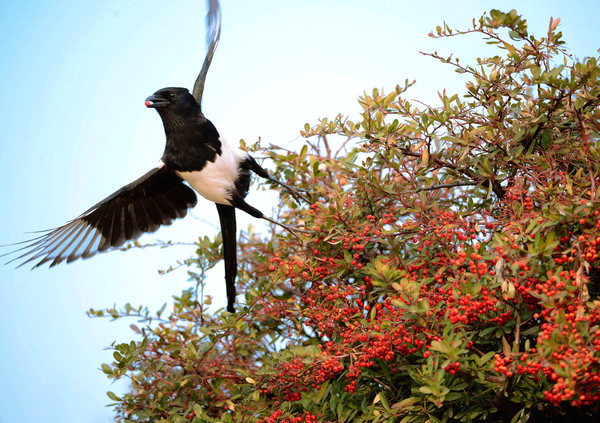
[260,410,319,423]
[494,270,600,406]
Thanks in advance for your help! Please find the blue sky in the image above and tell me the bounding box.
[0,1,598,421]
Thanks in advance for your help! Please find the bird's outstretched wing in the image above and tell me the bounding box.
[216,203,237,313]
[192,0,221,105]
[5,166,197,269]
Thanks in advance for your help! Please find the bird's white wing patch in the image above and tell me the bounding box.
[177,137,247,205]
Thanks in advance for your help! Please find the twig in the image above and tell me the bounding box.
[413,182,478,192]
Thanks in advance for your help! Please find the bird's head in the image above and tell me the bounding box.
[145,87,200,118]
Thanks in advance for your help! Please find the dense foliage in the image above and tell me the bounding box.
[91,10,600,422]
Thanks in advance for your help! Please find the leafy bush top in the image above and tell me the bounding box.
[91,9,600,423]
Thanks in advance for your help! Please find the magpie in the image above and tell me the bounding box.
[4,0,303,313]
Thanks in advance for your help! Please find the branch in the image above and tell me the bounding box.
[520,91,566,152]
[412,182,478,193]
[398,146,506,199]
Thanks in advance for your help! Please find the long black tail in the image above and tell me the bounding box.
[216,203,237,312]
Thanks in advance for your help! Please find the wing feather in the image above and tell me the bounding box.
[192,0,221,105]
[3,166,197,268]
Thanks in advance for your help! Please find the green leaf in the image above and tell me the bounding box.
[419,386,432,394]
[193,404,203,418]
[106,391,121,401]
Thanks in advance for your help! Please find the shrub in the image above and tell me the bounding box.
[91,9,599,423]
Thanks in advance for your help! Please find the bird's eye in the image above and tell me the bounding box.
[169,93,177,100]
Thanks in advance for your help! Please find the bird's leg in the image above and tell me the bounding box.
[230,196,307,240]
[243,156,310,203]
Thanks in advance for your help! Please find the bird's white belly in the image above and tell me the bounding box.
[177,138,247,205]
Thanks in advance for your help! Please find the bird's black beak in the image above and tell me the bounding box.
[145,95,169,108]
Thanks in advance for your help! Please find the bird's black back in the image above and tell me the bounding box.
[162,118,222,172]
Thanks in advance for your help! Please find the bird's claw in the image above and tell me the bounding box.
[277,181,310,204]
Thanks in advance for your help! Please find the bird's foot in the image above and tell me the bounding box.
[268,177,310,204]
[261,216,310,240]
[284,185,310,204]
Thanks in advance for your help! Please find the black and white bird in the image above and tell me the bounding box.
[4,0,302,313]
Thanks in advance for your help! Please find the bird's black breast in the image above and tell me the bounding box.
[161,118,222,172]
